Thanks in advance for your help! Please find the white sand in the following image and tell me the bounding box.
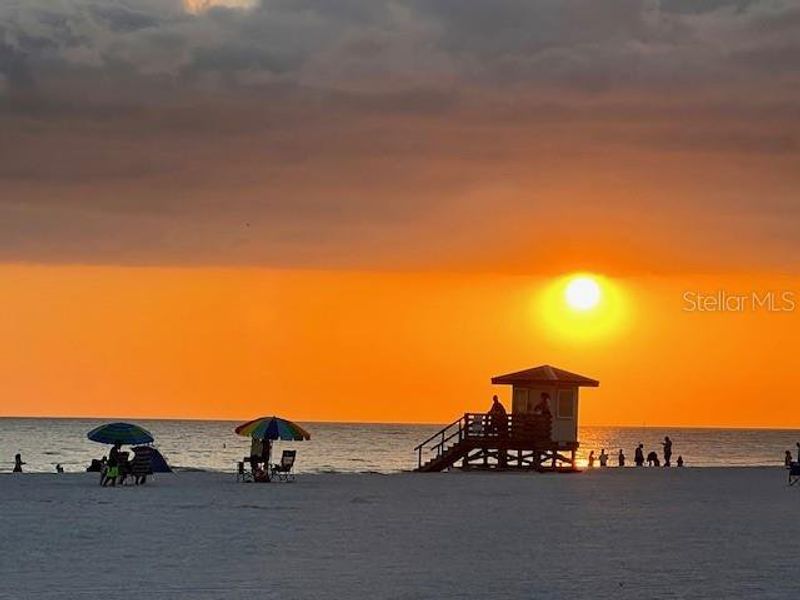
[1,468,797,599]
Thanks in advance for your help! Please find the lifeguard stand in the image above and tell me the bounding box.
[414,365,599,472]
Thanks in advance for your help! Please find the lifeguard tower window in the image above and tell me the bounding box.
[557,390,575,419]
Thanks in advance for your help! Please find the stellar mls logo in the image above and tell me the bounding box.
[682,290,796,313]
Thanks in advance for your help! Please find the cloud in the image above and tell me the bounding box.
[0,0,798,272]
[184,0,258,13]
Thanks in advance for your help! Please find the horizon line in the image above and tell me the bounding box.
[1,415,800,432]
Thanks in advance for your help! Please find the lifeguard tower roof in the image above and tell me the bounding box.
[491,365,599,387]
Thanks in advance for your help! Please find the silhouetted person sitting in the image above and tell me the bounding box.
[588,451,596,468]
[786,450,794,468]
[488,395,508,437]
[677,455,684,467]
[253,464,269,483]
[634,444,645,467]
[646,451,660,467]
[87,457,106,472]
[599,449,609,467]
[662,436,673,467]
[55,464,64,474]
[13,453,24,473]
[618,449,625,467]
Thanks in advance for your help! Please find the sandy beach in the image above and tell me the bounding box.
[1,467,797,599]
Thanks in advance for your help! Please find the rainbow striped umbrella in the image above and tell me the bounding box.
[87,422,154,445]
[234,416,310,441]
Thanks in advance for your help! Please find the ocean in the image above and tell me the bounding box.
[1,418,798,473]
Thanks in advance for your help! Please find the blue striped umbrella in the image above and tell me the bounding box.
[87,422,154,445]
[234,416,310,441]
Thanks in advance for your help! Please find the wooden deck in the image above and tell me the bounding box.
[414,413,579,472]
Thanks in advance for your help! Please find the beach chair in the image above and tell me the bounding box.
[236,460,253,483]
[270,450,297,482]
[788,462,800,487]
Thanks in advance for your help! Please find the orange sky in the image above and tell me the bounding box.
[2,1,799,427]
[2,265,798,427]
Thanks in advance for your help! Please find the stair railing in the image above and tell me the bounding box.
[415,412,521,469]
[414,414,467,469]
[414,412,556,470]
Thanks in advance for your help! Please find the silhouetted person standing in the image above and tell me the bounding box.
[796,442,800,464]
[261,439,272,479]
[489,395,505,416]
[13,453,24,473]
[488,395,508,437]
[103,441,122,487]
[662,436,673,467]
[599,449,609,467]
[618,449,625,467]
[786,450,794,467]
[533,393,551,416]
[588,451,596,468]
[634,444,645,467]
[249,437,263,474]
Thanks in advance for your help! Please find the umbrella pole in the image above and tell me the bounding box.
[267,440,272,482]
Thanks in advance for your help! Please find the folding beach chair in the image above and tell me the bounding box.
[270,450,297,482]
[788,462,800,487]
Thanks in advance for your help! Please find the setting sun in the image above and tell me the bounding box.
[534,273,630,343]
[565,276,602,311]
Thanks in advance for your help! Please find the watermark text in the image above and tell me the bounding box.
[682,290,796,313]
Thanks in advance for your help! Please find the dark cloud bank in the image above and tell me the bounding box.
[0,0,798,272]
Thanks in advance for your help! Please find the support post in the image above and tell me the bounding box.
[498,446,508,470]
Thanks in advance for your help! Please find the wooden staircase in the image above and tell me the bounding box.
[414,412,576,472]
[417,440,473,473]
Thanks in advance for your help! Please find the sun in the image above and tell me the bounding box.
[533,272,629,342]
[565,276,602,311]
